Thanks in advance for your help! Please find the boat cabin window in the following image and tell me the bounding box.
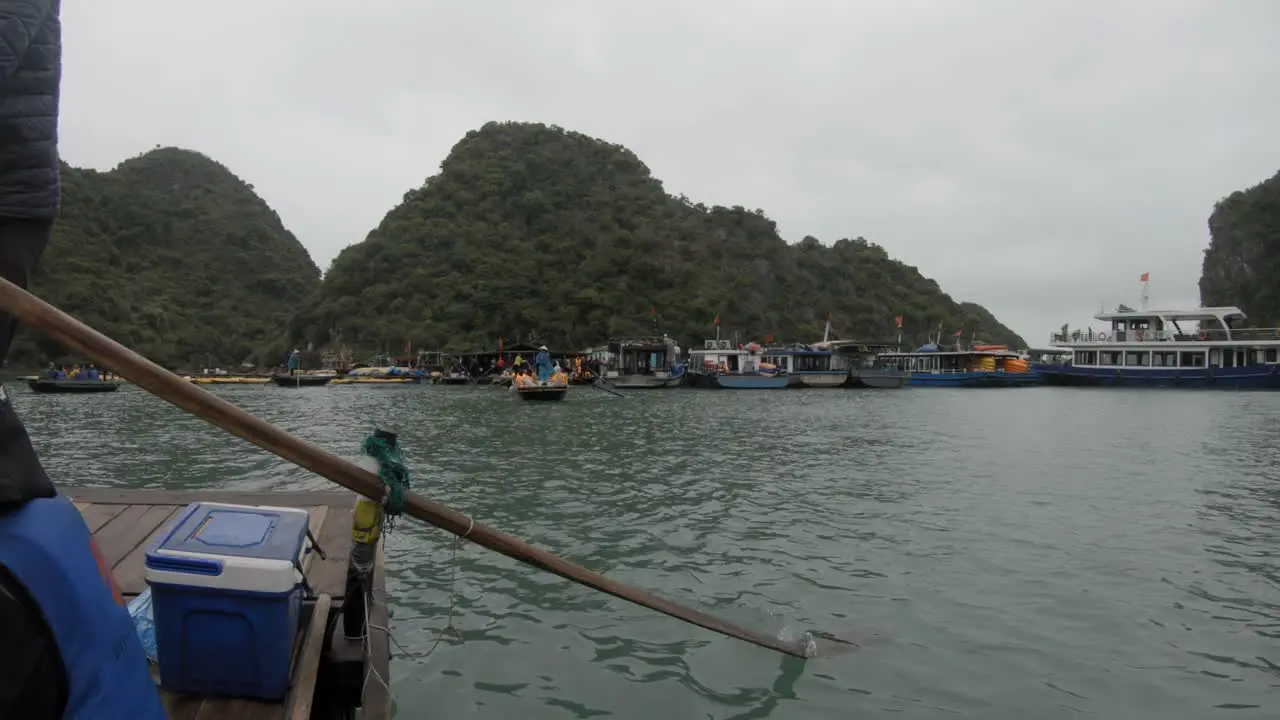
[1178,351,1205,367]
[1124,351,1149,367]
[793,354,827,372]
[1099,350,1122,366]
[1152,351,1177,367]
[1267,349,1278,363]
[1075,350,1098,365]
[619,346,667,374]
[698,353,740,372]
[1112,317,1159,341]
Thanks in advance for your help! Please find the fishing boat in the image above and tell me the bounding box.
[187,375,270,385]
[761,344,848,387]
[330,376,419,385]
[686,339,790,389]
[26,377,122,394]
[849,364,912,388]
[877,340,1037,387]
[811,319,911,388]
[1038,304,1280,388]
[270,373,335,388]
[602,336,686,389]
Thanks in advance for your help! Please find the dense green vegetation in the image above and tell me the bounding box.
[9,148,321,369]
[307,121,1025,352]
[1200,170,1280,323]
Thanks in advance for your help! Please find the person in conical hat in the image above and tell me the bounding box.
[534,346,552,382]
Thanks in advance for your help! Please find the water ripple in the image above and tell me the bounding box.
[10,383,1280,718]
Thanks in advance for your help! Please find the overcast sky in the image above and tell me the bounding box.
[60,0,1280,343]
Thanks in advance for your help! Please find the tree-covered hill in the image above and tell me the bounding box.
[1200,170,1280,323]
[306,121,1025,352]
[8,148,321,369]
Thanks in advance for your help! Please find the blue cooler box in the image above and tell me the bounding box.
[145,501,311,700]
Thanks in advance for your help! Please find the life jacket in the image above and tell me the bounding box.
[0,494,167,719]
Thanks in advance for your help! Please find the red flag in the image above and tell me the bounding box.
[894,315,904,329]
[953,329,964,337]
[651,306,657,318]
[1140,272,1150,283]
[498,335,504,352]
[764,333,774,344]
[713,314,720,326]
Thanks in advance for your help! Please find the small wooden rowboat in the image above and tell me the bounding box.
[27,378,122,394]
[515,383,568,402]
[270,374,334,388]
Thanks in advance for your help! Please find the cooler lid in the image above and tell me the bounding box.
[155,502,309,562]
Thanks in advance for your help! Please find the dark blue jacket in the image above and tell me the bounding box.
[0,0,60,219]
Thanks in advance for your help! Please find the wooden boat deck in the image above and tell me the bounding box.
[67,488,391,720]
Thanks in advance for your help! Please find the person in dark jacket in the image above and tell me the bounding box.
[0,2,67,714]
[0,3,163,718]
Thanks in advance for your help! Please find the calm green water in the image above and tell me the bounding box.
[10,383,1280,719]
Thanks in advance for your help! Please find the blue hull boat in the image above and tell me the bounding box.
[716,374,790,389]
[1034,363,1280,389]
[685,371,790,389]
[907,371,1041,388]
[1045,299,1280,390]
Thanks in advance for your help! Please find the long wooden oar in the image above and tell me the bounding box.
[0,277,811,658]
[591,378,626,398]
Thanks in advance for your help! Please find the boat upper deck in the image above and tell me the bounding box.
[878,349,1023,357]
[68,487,390,720]
[1051,306,1280,346]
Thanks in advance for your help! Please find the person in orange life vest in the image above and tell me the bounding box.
[0,2,167,717]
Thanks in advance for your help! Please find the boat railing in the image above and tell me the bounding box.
[1051,327,1280,344]
[879,366,1015,374]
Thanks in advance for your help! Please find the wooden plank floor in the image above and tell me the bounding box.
[67,488,391,720]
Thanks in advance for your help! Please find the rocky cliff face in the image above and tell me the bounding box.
[1200,170,1280,323]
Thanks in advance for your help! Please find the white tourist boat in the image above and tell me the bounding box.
[1039,304,1280,388]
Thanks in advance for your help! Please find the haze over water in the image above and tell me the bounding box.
[14,383,1279,719]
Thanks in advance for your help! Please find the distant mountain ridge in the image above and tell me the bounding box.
[303,121,1026,352]
[10,126,1028,368]
[9,148,320,368]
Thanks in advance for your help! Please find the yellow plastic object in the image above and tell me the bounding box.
[351,495,383,545]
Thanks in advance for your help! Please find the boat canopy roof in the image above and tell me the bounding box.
[812,339,900,352]
[1094,306,1247,324]
[609,336,671,352]
[762,344,829,356]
